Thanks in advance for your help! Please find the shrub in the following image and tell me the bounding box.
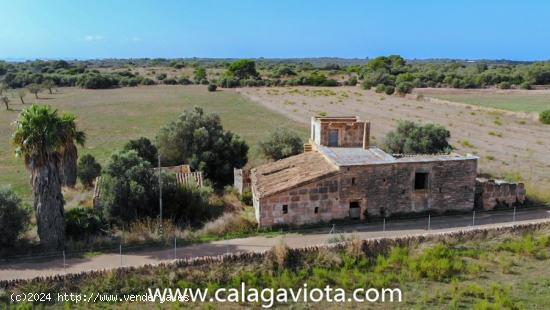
[375,84,386,93]
[77,73,119,89]
[396,81,414,95]
[156,73,167,81]
[207,84,217,92]
[200,210,256,237]
[384,120,451,154]
[100,150,214,225]
[498,81,511,89]
[241,190,253,206]
[520,82,532,90]
[0,187,30,247]
[258,127,304,160]
[226,59,260,80]
[163,78,178,85]
[65,207,107,240]
[123,137,158,164]
[193,67,207,84]
[77,154,102,188]
[178,77,193,85]
[384,85,395,95]
[156,107,248,186]
[539,109,550,124]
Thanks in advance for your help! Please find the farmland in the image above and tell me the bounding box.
[416,88,550,113]
[0,85,308,201]
[238,86,550,203]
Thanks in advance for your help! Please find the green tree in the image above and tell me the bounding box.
[59,114,86,187]
[42,79,55,94]
[123,137,158,164]
[156,107,248,186]
[258,128,304,160]
[65,207,107,241]
[193,67,207,84]
[12,105,83,248]
[27,83,42,99]
[0,187,30,247]
[17,89,27,104]
[99,150,212,225]
[226,59,260,80]
[384,120,451,154]
[77,154,102,188]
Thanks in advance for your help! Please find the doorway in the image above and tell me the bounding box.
[349,201,360,219]
[328,129,339,147]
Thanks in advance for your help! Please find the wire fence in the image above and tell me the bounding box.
[1,204,549,265]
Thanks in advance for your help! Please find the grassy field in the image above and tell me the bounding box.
[416,88,550,113]
[0,85,308,202]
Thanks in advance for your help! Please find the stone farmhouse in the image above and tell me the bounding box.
[249,116,524,228]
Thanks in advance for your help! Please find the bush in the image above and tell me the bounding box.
[384,120,451,154]
[100,150,213,225]
[123,137,158,164]
[77,154,102,188]
[520,82,532,90]
[193,67,207,84]
[396,81,414,95]
[65,207,107,240]
[241,190,253,206]
[207,84,217,92]
[77,73,119,89]
[226,59,260,80]
[498,81,511,89]
[156,73,167,81]
[384,85,395,95]
[539,110,550,124]
[178,77,193,85]
[375,84,386,93]
[258,127,304,160]
[163,78,178,85]
[0,187,29,247]
[156,107,248,186]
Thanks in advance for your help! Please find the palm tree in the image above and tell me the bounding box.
[59,114,86,187]
[12,105,83,248]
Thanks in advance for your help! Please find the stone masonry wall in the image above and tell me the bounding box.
[257,174,343,227]
[318,122,365,147]
[341,159,478,217]
[255,158,477,227]
[475,178,526,210]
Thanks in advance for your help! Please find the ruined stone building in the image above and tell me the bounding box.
[249,116,524,228]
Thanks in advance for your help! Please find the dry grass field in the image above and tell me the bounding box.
[0,85,307,202]
[416,88,550,114]
[238,86,550,203]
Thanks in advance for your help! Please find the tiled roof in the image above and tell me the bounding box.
[251,151,339,198]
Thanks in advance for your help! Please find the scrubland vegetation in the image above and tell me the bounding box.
[3,224,550,309]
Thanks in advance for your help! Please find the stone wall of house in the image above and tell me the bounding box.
[340,159,477,217]
[254,158,478,227]
[317,121,366,147]
[256,174,343,227]
[475,178,526,210]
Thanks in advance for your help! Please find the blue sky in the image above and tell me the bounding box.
[1,0,549,60]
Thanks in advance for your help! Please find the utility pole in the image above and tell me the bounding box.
[158,153,163,235]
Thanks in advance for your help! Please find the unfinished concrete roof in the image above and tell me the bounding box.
[318,146,396,166]
[252,151,339,198]
[318,146,477,166]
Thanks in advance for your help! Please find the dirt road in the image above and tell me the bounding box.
[1,208,549,281]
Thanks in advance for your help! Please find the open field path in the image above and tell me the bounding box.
[1,207,549,281]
